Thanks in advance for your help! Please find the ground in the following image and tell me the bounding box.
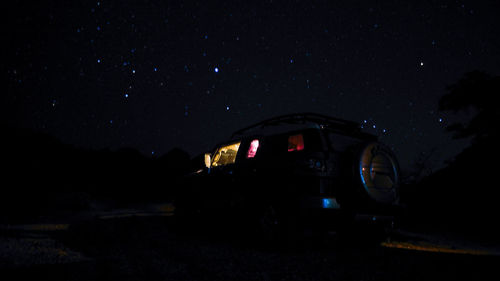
[1,203,499,281]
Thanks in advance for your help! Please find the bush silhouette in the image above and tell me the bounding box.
[0,125,190,221]
[406,71,500,236]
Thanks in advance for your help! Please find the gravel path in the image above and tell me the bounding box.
[1,209,499,281]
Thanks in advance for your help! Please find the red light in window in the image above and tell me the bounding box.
[288,134,304,152]
[247,139,259,158]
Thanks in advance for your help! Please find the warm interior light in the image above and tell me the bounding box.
[211,141,241,167]
[204,153,211,168]
[247,139,259,158]
[288,134,304,152]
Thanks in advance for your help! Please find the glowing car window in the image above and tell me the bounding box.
[287,134,304,152]
[247,139,259,158]
[211,141,241,167]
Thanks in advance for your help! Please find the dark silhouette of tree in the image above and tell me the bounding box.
[408,147,438,183]
[437,70,500,177]
[439,70,500,143]
[405,71,500,237]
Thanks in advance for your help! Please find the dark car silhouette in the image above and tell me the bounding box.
[176,113,400,240]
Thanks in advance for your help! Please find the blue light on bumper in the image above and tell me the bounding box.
[322,198,340,209]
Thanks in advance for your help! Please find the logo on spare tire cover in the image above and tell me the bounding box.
[358,142,399,204]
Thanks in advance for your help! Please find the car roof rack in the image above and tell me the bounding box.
[231,112,361,138]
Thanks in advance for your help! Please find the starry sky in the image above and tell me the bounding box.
[4,0,500,172]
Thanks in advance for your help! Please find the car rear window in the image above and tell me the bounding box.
[246,139,260,158]
[287,134,304,152]
[296,129,324,152]
[260,129,324,156]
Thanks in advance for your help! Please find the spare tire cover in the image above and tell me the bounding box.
[357,142,399,204]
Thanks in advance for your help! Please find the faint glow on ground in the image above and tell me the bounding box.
[381,240,499,256]
[98,203,175,219]
[0,237,88,266]
[99,212,173,219]
[157,203,176,213]
[0,224,69,231]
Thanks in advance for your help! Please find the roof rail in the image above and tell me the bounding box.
[231,112,361,138]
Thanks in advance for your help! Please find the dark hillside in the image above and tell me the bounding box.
[1,125,189,222]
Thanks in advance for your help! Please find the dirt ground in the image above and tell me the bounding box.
[1,206,499,281]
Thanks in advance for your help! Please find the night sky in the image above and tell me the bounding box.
[4,0,500,172]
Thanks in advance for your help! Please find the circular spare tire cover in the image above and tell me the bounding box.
[356,142,400,204]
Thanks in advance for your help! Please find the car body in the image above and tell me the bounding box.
[176,113,401,236]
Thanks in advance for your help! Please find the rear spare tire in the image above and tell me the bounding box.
[355,142,400,205]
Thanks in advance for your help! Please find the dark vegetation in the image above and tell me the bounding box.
[401,71,500,240]
[0,126,191,222]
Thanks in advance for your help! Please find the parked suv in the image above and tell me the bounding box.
[176,113,400,238]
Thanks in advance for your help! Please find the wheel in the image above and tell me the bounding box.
[256,204,281,243]
[251,202,303,249]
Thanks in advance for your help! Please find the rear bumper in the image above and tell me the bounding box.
[300,196,341,209]
[299,196,399,228]
[353,213,395,227]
